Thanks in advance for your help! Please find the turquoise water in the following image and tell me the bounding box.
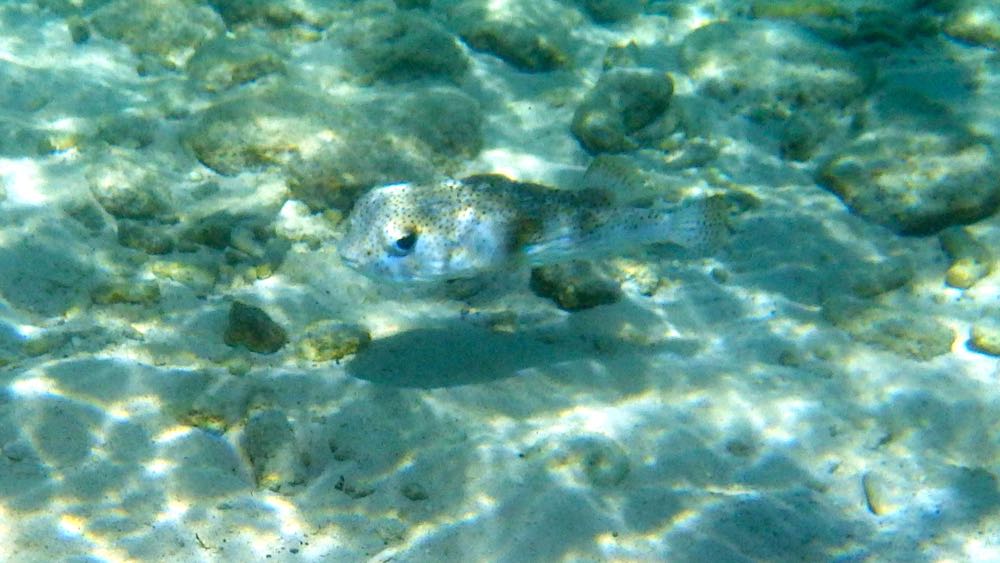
[1,0,999,561]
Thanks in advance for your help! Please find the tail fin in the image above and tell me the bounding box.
[522,195,730,266]
[664,195,730,253]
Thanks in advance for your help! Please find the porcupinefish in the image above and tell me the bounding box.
[339,174,728,283]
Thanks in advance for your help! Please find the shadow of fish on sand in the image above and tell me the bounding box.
[345,317,701,389]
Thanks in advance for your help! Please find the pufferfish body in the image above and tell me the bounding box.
[339,174,728,283]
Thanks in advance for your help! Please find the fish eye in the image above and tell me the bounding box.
[389,232,417,256]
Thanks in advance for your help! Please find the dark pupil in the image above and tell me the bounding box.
[394,232,417,253]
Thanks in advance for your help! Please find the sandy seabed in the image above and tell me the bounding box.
[2,1,1000,561]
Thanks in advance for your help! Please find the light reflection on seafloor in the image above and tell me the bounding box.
[1,0,1000,560]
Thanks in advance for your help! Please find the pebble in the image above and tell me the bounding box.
[87,153,173,221]
[66,15,90,44]
[298,321,371,362]
[241,409,305,492]
[223,301,287,354]
[150,259,218,295]
[530,261,622,311]
[939,227,994,289]
[969,320,1000,357]
[861,471,895,516]
[91,280,161,305]
[117,221,175,255]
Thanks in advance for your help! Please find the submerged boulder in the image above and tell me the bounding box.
[817,89,1000,235]
[680,20,874,118]
[571,68,674,154]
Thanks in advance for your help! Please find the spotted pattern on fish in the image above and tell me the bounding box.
[339,174,727,283]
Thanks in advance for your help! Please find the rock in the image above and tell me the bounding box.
[823,296,954,361]
[779,111,826,161]
[848,255,914,298]
[334,474,374,499]
[150,258,219,295]
[241,409,305,492]
[178,211,273,253]
[90,0,224,69]
[207,0,327,29]
[224,301,287,354]
[91,279,161,305]
[969,319,1000,357]
[38,131,81,154]
[601,41,641,71]
[391,88,482,159]
[862,471,897,516]
[186,34,286,92]
[176,410,231,435]
[67,16,91,44]
[87,152,173,221]
[448,1,575,72]
[95,114,157,149]
[182,84,341,176]
[23,330,70,357]
[274,200,335,245]
[578,0,643,23]
[346,12,468,83]
[1,440,33,462]
[945,0,1000,48]
[184,83,480,210]
[461,26,567,71]
[400,482,428,501]
[571,68,674,154]
[285,146,423,212]
[64,199,111,233]
[116,221,174,255]
[680,20,873,120]
[530,261,622,311]
[939,227,994,289]
[817,90,1000,235]
[298,321,371,362]
[751,0,937,48]
[37,0,112,16]
[286,87,481,210]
